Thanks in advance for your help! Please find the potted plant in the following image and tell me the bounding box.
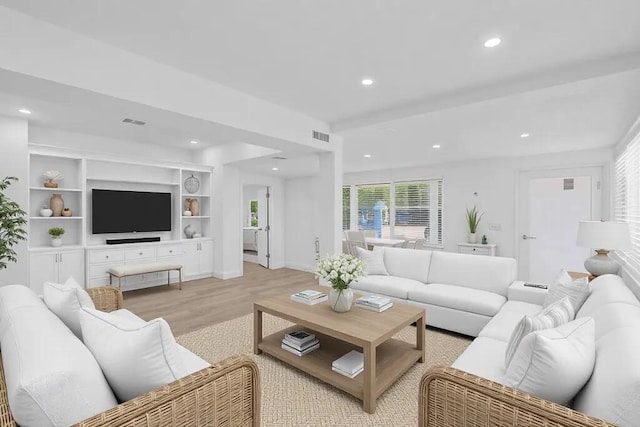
[48,227,65,247]
[0,177,27,270]
[465,205,484,244]
[315,253,365,312]
[42,170,64,188]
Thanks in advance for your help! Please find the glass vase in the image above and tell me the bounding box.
[329,287,353,313]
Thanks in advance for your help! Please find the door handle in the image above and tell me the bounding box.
[522,234,537,240]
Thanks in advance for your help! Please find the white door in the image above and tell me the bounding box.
[58,250,85,285]
[518,167,602,283]
[256,187,270,269]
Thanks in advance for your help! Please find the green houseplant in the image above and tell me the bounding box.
[465,205,484,244]
[316,253,365,312]
[48,227,65,247]
[0,176,27,270]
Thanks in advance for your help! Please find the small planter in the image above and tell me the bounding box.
[51,237,62,247]
[468,233,477,244]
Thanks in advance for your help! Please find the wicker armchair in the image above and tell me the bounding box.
[419,366,612,427]
[0,286,260,427]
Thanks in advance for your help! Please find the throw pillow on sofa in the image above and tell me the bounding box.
[43,276,95,340]
[80,307,188,402]
[356,246,389,276]
[505,317,595,406]
[544,269,590,312]
[504,296,574,367]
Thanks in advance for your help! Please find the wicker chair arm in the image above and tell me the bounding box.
[86,286,123,312]
[419,365,613,427]
[73,355,260,427]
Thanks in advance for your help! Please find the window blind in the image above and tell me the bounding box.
[393,180,443,244]
[356,183,391,237]
[614,132,640,278]
[342,186,351,230]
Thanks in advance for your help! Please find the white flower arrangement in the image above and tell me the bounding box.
[42,170,64,183]
[315,253,365,291]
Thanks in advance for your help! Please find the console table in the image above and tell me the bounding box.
[457,243,497,256]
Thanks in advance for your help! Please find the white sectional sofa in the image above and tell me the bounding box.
[352,247,518,336]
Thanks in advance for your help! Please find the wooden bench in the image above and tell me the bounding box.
[108,262,183,291]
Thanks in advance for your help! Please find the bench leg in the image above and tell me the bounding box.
[179,268,183,290]
[167,271,170,287]
[118,277,122,291]
[109,274,112,286]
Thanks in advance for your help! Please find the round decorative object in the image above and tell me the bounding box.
[329,288,353,313]
[44,181,58,188]
[184,225,196,239]
[40,206,53,217]
[184,174,200,194]
[49,193,64,217]
[183,210,192,216]
[62,208,72,217]
[189,198,200,216]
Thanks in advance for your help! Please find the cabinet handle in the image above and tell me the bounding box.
[106,255,109,259]
[169,250,173,253]
[55,254,58,263]
[60,253,63,262]
[139,252,143,255]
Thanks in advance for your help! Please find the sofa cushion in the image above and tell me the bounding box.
[43,276,95,340]
[0,286,117,427]
[544,269,590,313]
[80,308,195,402]
[504,297,574,368]
[350,275,425,300]
[478,301,542,342]
[356,246,389,276]
[577,273,640,319]
[427,251,516,296]
[505,317,595,406]
[451,337,507,383]
[408,283,506,317]
[382,247,432,283]
[0,284,43,323]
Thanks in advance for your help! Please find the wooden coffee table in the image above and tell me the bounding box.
[253,286,425,413]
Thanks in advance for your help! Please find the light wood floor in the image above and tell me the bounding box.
[123,262,317,336]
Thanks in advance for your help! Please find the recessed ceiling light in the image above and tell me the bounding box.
[190,140,199,144]
[363,154,372,158]
[18,109,31,114]
[520,133,530,138]
[272,167,279,171]
[484,37,501,48]
[432,144,441,149]
[361,78,374,86]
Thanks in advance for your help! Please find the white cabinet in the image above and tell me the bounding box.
[457,243,497,256]
[29,249,84,294]
[183,240,214,278]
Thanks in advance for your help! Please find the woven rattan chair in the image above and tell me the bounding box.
[0,286,260,427]
[419,365,612,427]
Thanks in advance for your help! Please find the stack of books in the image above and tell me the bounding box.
[281,330,320,356]
[290,290,328,305]
[355,295,393,312]
[332,350,364,378]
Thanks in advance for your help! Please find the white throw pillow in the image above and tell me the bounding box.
[356,246,389,276]
[505,317,596,405]
[43,276,95,339]
[504,297,574,368]
[543,269,590,312]
[80,308,187,402]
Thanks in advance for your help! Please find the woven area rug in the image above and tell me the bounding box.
[177,313,471,427]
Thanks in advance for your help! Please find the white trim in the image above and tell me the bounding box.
[615,115,640,156]
[285,262,316,273]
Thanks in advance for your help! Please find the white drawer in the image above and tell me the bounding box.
[125,247,156,261]
[90,249,124,264]
[89,264,121,279]
[460,246,490,255]
[88,277,110,288]
[157,244,183,257]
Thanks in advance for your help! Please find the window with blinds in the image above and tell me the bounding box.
[342,186,351,230]
[356,183,391,237]
[394,180,443,244]
[614,132,640,278]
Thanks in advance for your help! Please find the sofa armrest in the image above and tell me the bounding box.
[507,280,547,305]
[419,366,611,427]
[86,286,123,312]
[74,355,260,427]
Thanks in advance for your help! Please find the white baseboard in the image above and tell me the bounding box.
[213,270,242,280]
[285,262,316,273]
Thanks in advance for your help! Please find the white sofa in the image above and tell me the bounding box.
[351,247,518,336]
[446,273,640,426]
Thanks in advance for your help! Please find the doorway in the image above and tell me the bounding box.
[242,185,270,268]
[518,166,602,283]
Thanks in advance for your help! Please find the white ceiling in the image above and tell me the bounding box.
[1,1,640,175]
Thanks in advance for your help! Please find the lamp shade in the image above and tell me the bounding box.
[576,220,632,251]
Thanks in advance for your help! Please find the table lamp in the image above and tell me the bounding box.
[576,220,632,276]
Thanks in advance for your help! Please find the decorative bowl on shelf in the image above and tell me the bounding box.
[39,206,53,217]
[183,210,192,216]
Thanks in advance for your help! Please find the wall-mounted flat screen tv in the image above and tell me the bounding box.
[92,189,172,234]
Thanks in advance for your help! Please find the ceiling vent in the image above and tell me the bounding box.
[272,156,287,160]
[312,130,330,143]
[122,118,147,126]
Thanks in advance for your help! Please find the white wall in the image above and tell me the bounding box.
[0,116,29,285]
[344,148,613,260]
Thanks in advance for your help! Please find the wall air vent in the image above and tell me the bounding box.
[272,156,287,160]
[312,130,330,143]
[122,118,147,126]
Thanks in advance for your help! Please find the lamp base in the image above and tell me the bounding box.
[584,250,619,277]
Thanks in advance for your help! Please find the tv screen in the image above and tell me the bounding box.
[92,189,172,234]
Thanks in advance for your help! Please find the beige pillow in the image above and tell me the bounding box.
[356,246,389,276]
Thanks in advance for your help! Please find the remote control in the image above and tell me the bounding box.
[523,283,548,289]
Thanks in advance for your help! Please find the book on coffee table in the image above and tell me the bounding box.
[281,341,320,356]
[355,301,393,312]
[291,290,328,305]
[284,330,316,346]
[332,350,364,378]
[356,295,392,308]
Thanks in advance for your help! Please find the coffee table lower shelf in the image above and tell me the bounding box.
[258,325,422,402]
